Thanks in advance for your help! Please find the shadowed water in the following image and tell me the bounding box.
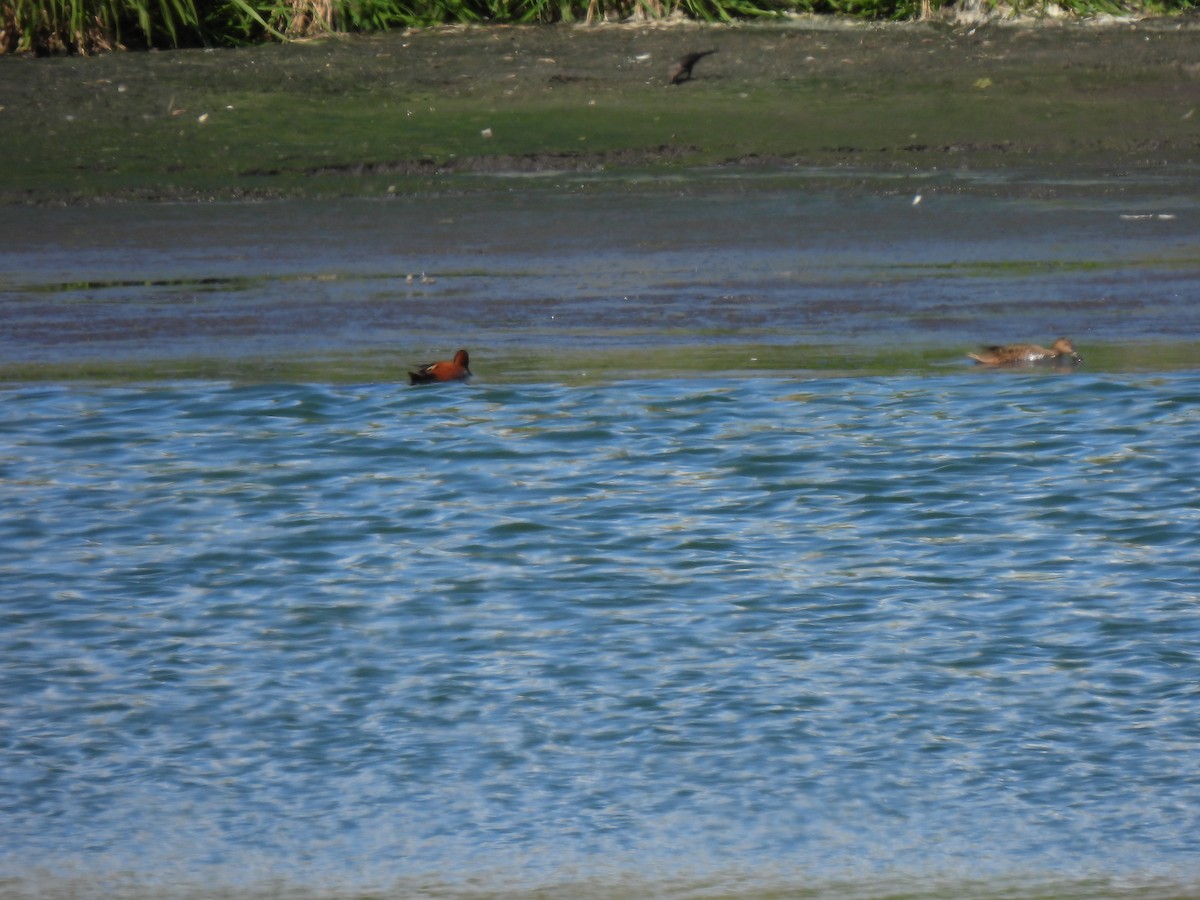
[3,371,1199,897]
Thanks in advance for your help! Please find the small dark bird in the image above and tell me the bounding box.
[409,348,471,385]
[668,49,717,86]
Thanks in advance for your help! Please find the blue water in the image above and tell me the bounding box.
[3,371,1200,897]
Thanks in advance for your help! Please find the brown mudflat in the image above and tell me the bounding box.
[1,18,1199,201]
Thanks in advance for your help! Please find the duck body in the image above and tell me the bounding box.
[969,337,1082,367]
[409,349,471,385]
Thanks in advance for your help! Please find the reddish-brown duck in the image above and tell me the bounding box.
[409,349,471,385]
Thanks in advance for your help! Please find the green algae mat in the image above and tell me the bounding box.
[2,19,1199,203]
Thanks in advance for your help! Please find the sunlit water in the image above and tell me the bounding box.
[3,371,1199,898]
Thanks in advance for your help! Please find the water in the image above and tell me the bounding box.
[3,185,1200,378]
[3,371,1199,898]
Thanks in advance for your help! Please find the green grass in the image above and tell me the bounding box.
[3,0,202,53]
[3,0,1198,55]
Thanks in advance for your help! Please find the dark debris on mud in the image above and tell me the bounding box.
[281,144,704,177]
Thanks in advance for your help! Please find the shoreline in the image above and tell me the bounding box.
[3,176,1198,383]
[2,19,1199,204]
[2,22,1198,382]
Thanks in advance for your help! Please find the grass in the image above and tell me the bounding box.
[3,0,1198,54]
[2,0,202,53]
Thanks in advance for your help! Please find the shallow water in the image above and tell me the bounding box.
[3,371,1199,898]
[3,176,1200,380]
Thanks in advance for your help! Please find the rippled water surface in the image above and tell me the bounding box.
[3,371,1199,897]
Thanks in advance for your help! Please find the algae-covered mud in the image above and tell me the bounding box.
[2,19,1199,200]
[1,20,1199,380]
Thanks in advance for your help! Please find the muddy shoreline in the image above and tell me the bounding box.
[2,20,1199,381]
[2,19,1200,203]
